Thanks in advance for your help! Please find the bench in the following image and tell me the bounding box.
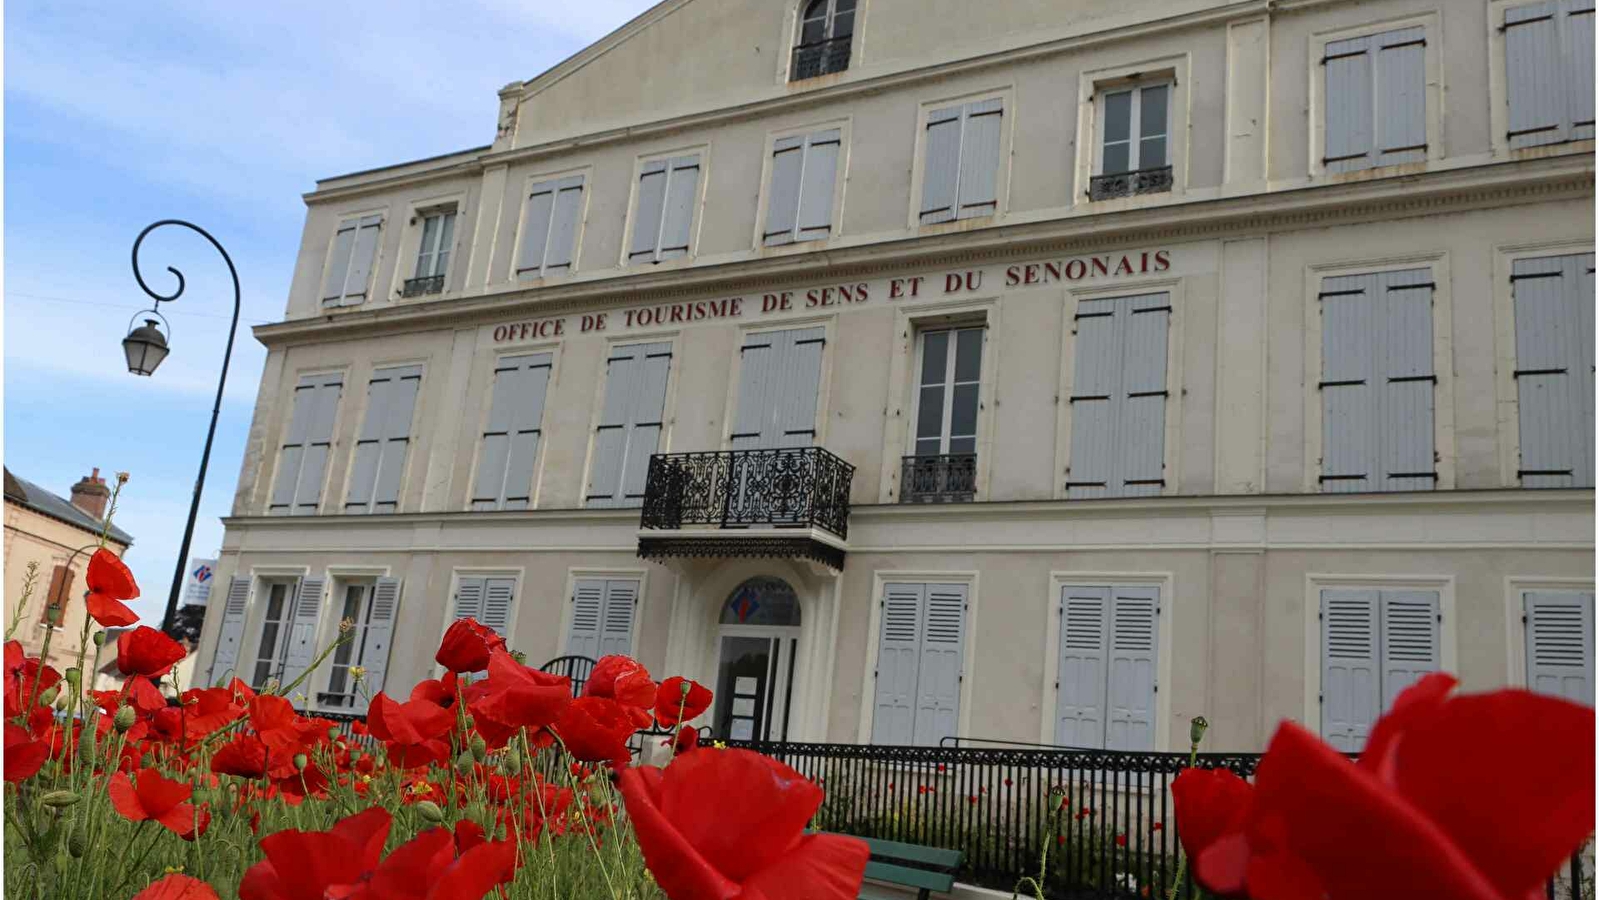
[829,834,964,900]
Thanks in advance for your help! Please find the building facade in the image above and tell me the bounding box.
[199,0,1595,752]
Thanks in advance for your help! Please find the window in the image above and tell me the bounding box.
[403,210,454,297]
[1054,584,1159,751]
[249,579,300,690]
[1511,252,1595,488]
[1322,27,1427,173]
[1504,0,1595,150]
[1090,83,1172,200]
[451,576,516,650]
[209,576,252,684]
[517,175,584,279]
[322,215,383,308]
[627,156,701,264]
[1065,292,1171,498]
[792,0,854,81]
[40,563,75,626]
[586,342,671,508]
[345,366,422,514]
[1318,269,1436,493]
[1524,590,1595,706]
[731,327,825,450]
[871,582,967,746]
[472,354,554,510]
[763,129,841,246]
[269,373,344,515]
[903,327,982,503]
[319,578,401,711]
[920,99,1003,225]
[1320,588,1440,752]
[566,578,639,659]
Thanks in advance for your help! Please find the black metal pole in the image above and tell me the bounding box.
[130,220,241,635]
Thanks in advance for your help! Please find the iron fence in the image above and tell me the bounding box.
[1088,166,1174,202]
[401,274,445,297]
[900,453,977,503]
[791,35,851,80]
[640,447,855,539]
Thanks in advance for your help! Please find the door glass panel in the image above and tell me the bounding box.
[715,636,772,741]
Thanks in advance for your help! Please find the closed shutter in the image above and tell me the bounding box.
[599,580,639,657]
[1324,36,1374,173]
[919,107,962,224]
[957,99,1002,219]
[347,366,422,513]
[1106,586,1158,751]
[472,353,553,510]
[41,564,72,624]
[1321,588,1381,753]
[566,579,605,659]
[326,215,382,307]
[1525,590,1596,706]
[1378,590,1441,709]
[1054,586,1108,747]
[1067,294,1171,498]
[1375,27,1428,166]
[482,577,515,639]
[657,156,701,261]
[628,162,669,263]
[356,577,401,708]
[587,342,671,508]
[321,220,357,305]
[270,374,343,515]
[518,175,584,278]
[912,584,967,746]
[1566,1,1596,141]
[1513,253,1596,488]
[277,576,323,692]
[452,577,486,624]
[1506,1,1568,148]
[546,177,584,274]
[1378,270,1437,492]
[796,129,840,241]
[209,576,252,684]
[871,583,923,745]
[763,136,804,245]
[1066,298,1118,498]
[731,335,775,450]
[731,328,824,450]
[1320,275,1377,492]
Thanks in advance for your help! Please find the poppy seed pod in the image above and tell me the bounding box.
[40,790,80,809]
[67,820,87,858]
[292,753,309,772]
[38,685,59,707]
[455,751,474,773]
[92,631,106,647]
[461,715,474,731]
[502,748,523,773]
[415,800,445,823]
[470,734,487,761]
[63,667,82,687]
[1189,716,1209,748]
[113,705,137,732]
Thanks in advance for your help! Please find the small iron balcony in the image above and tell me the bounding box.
[401,274,445,297]
[900,453,976,504]
[1088,165,1173,202]
[791,35,851,81]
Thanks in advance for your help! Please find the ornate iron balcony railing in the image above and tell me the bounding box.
[900,453,976,503]
[1088,164,1174,202]
[790,35,852,81]
[401,273,445,297]
[641,447,855,539]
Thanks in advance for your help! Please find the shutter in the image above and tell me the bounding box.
[658,156,700,260]
[516,181,557,277]
[628,162,668,262]
[1320,274,1377,493]
[1066,297,1120,498]
[871,583,923,745]
[1106,586,1158,751]
[356,577,401,708]
[1506,1,1566,148]
[1118,294,1170,496]
[1565,0,1596,141]
[1321,588,1381,753]
[278,576,323,691]
[764,136,804,246]
[321,220,357,303]
[1514,253,1596,488]
[956,99,1002,219]
[1378,270,1436,492]
[294,377,343,515]
[41,565,71,623]
[1374,27,1427,166]
[1378,590,1441,709]
[912,583,967,746]
[1525,590,1595,706]
[371,367,421,512]
[919,106,962,224]
[452,576,486,623]
[270,381,316,513]
[796,129,840,241]
[587,346,639,507]
[341,215,382,304]
[619,344,672,504]
[1323,35,1374,173]
[1055,586,1108,748]
[545,176,584,274]
[599,579,638,657]
[481,578,515,639]
[567,579,605,659]
[730,335,774,450]
[345,375,388,512]
[209,576,251,684]
[774,328,825,449]
[503,357,551,509]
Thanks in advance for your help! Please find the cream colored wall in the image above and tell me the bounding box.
[2,504,130,673]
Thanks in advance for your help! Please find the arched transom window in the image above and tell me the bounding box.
[792,0,854,81]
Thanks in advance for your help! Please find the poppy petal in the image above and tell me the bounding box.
[618,764,740,900]
[657,749,823,883]
[425,838,519,900]
[132,873,220,900]
[736,832,871,900]
[109,771,147,821]
[85,592,139,628]
[329,806,394,873]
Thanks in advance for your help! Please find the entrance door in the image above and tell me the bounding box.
[713,576,802,742]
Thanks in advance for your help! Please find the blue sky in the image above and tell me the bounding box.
[5,0,656,623]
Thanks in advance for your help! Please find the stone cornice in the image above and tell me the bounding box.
[255,155,1594,347]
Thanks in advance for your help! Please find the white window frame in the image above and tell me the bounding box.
[621,146,710,267]
[412,209,456,279]
[1075,57,1189,205]
[1301,254,1457,492]
[1504,575,1597,689]
[1488,0,1598,157]
[1309,14,1443,178]
[510,166,591,281]
[558,567,651,659]
[909,325,985,458]
[319,208,388,308]
[1092,80,1175,177]
[1039,572,1174,751]
[245,570,308,692]
[907,88,1014,230]
[466,345,562,512]
[316,566,390,712]
[776,0,866,85]
[753,120,850,251]
[856,569,980,744]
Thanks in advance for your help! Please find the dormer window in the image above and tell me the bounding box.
[792,0,854,81]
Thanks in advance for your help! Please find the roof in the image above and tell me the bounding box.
[3,468,134,546]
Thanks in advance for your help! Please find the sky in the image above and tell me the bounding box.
[4,0,657,624]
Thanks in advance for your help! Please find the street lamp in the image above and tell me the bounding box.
[128,220,241,635]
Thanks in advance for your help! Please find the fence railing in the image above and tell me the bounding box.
[640,447,855,539]
[791,35,851,81]
[900,453,977,503]
[1088,165,1174,202]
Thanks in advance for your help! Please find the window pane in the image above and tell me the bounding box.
[1103,142,1131,174]
[916,386,945,439]
[954,328,982,382]
[949,436,977,455]
[1139,136,1167,168]
[801,8,826,44]
[1103,91,1131,143]
[831,9,854,37]
[951,383,979,438]
[1139,85,1168,140]
[920,331,949,386]
[916,437,943,457]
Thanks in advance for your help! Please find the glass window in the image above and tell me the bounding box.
[251,582,293,689]
[413,210,455,279]
[1100,84,1169,175]
[324,583,373,707]
[913,327,983,457]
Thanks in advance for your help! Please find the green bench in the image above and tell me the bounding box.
[831,834,964,900]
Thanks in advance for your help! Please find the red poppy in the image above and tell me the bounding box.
[1170,767,1252,865]
[618,748,869,900]
[553,696,637,766]
[117,626,188,678]
[239,806,391,900]
[435,617,506,674]
[180,686,245,738]
[1115,834,1128,848]
[470,650,571,731]
[585,655,657,728]
[654,677,713,726]
[672,726,700,755]
[1056,835,1066,847]
[367,692,453,746]
[4,642,61,718]
[1152,822,1164,832]
[4,723,49,782]
[132,874,220,900]
[85,547,140,627]
[248,696,319,755]
[212,734,274,779]
[109,769,196,834]
[177,802,212,841]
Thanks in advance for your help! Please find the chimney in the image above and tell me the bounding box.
[69,468,110,520]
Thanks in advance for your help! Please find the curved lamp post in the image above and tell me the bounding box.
[126,220,241,634]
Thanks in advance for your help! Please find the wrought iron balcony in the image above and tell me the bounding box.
[1088,165,1173,202]
[401,274,445,297]
[900,453,976,504]
[790,35,851,81]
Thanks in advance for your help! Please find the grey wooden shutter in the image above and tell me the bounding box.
[481,577,515,638]
[1525,590,1596,706]
[587,342,671,508]
[1565,0,1596,142]
[452,576,486,623]
[919,106,962,224]
[347,366,421,513]
[658,156,701,261]
[776,328,825,448]
[913,583,967,746]
[1320,274,1377,492]
[1321,588,1381,753]
[271,374,343,515]
[1506,1,1568,149]
[472,353,553,510]
[209,576,252,684]
[628,162,669,263]
[796,129,840,241]
[1513,253,1596,488]
[356,577,401,708]
[872,583,924,745]
[1378,590,1441,710]
[1373,28,1428,167]
[1106,586,1158,751]
[517,182,556,277]
[764,136,805,246]
[1055,586,1107,747]
[1324,35,1374,173]
[321,220,358,306]
[278,576,323,691]
[518,176,584,278]
[621,347,672,504]
[730,335,775,450]
[1120,295,1171,495]
[546,176,584,274]
[1378,270,1437,492]
[338,215,383,306]
[566,579,605,659]
[599,580,639,657]
[1066,298,1119,498]
[956,99,1002,219]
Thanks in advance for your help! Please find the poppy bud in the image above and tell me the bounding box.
[40,790,80,809]
[327,727,339,742]
[415,800,444,823]
[67,820,87,858]
[470,735,487,761]
[63,667,82,687]
[455,751,474,773]
[461,716,475,731]
[113,705,136,732]
[292,753,308,772]
[502,748,523,773]
[1189,716,1209,748]
[38,685,59,707]
[92,632,106,647]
